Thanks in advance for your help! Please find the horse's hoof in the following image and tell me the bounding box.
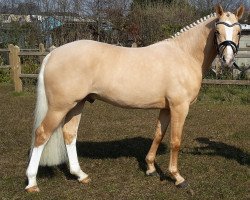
[176,180,195,195]
[79,176,91,184]
[176,180,189,189]
[146,170,159,177]
[25,185,40,193]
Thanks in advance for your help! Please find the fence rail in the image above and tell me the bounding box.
[0,49,10,52]
[19,74,39,78]
[19,52,49,56]
[236,54,250,58]
[238,47,250,51]
[202,79,250,85]
[0,43,48,92]
[0,43,250,92]
[0,65,11,69]
[236,47,250,58]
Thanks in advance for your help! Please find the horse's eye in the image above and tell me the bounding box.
[215,30,220,35]
[237,32,241,36]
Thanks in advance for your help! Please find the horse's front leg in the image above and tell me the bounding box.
[145,109,170,175]
[168,102,189,187]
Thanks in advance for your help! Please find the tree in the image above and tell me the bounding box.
[125,0,200,46]
[133,0,173,5]
[188,0,247,11]
[16,2,41,15]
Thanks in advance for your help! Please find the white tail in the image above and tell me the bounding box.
[31,53,67,166]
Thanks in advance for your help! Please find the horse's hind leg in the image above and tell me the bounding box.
[26,108,69,192]
[145,109,170,175]
[63,101,91,184]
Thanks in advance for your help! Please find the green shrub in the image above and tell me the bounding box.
[0,69,11,83]
[0,55,11,83]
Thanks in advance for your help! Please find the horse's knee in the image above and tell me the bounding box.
[34,124,49,147]
[170,140,180,151]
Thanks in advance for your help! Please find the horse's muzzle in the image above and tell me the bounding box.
[221,55,234,68]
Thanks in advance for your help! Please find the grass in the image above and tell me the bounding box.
[0,84,249,200]
[199,85,249,104]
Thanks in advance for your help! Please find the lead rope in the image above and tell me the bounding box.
[233,61,250,73]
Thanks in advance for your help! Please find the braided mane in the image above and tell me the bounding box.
[171,13,217,39]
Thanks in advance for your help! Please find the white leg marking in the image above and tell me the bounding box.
[169,165,185,185]
[66,138,88,181]
[26,143,46,189]
[175,175,185,185]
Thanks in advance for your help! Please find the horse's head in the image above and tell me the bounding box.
[214,4,245,68]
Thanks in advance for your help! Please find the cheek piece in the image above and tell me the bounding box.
[214,21,245,71]
[214,22,241,58]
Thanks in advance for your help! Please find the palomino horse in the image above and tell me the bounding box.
[25,5,244,192]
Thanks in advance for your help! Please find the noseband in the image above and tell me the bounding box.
[214,22,242,57]
[214,21,243,70]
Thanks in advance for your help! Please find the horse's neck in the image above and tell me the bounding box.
[171,17,217,76]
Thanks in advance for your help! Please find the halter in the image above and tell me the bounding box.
[214,21,242,58]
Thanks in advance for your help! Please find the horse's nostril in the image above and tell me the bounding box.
[222,56,226,62]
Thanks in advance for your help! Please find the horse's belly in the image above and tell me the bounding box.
[91,92,167,109]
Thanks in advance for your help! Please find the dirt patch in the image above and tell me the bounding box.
[0,84,249,199]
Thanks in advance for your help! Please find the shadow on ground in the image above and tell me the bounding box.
[34,136,249,186]
[37,137,169,181]
[190,137,250,166]
[77,136,167,172]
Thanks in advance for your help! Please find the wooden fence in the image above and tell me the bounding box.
[0,47,12,77]
[204,46,250,86]
[202,79,250,85]
[0,44,249,92]
[0,43,48,92]
[236,47,250,58]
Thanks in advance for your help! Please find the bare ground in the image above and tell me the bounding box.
[0,84,249,200]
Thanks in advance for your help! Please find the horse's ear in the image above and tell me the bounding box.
[215,4,224,17]
[235,5,245,20]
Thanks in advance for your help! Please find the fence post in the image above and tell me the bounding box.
[12,45,22,92]
[39,43,45,65]
[132,42,137,48]
[49,45,56,52]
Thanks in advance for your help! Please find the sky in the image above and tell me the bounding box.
[246,0,250,8]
